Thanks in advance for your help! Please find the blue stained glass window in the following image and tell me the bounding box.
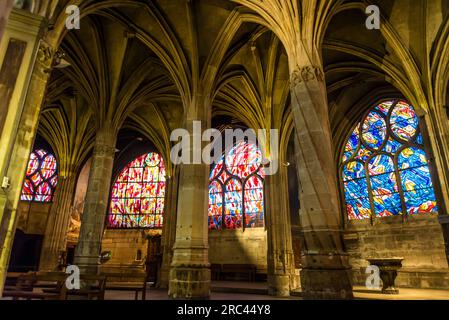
[343,161,366,181]
[362,111,387,149]
[340,100,438,220]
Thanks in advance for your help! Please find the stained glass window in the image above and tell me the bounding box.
[209,141,265,230]
[108,152,166,228]
[21,149,58,202]
[341,100,438,221]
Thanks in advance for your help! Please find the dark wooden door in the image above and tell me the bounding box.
[145,235,162,284]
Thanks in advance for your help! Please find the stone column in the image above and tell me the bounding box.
[419,111,449,267]
[158,168,179,288]
[265,164,297,296]
[0,10,51,295]
[289,63,353,299]
[39,172,77,271]
[168,119,210,299]
[74,127,116,275]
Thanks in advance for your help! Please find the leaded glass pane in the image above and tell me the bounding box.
[108,152,166,229]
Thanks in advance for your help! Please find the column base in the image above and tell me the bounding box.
[268,274,291,297]
[168,264,211,299]
[300,252,353,300]
[300,268,353,299]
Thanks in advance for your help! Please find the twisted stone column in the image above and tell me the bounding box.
[289,64,353,299]
[74,128,116,275]
[168,119,210,299]
[158,169,179,288]
[39,172,77,271]
[265,164,297,296]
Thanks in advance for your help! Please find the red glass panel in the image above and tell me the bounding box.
[208,141,265,230]
[21,149,58,202]
[108,152,166,228]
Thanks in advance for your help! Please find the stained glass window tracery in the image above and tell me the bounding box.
[341,100,438,221]
[108,152,166,228]
[21,149,58,202]
[208,141,265,230]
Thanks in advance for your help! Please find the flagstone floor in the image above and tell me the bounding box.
[2,282,449,300]
[103,282,449,300]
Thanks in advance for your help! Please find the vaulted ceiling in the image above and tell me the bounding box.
[22,0,448,173]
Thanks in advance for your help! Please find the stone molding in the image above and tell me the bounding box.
[92,144,116,157]
[36,40,54,72]
[290,65,324,88]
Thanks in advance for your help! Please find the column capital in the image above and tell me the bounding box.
[289,64,325,88]
[36,40,55,73]
[92,144,116,157]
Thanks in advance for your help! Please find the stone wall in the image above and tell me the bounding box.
[99,228,268,277]
[345,213,449,289]
[16,201,51,235]
[208,228,268,275]
[100,229,161,275]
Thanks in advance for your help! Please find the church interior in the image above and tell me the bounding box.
[1,0,449,301]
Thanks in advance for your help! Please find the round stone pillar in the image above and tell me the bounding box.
[74,128,116,275]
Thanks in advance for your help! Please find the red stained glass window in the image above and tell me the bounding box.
[108,152,166,228]
[208,141,265,230]
[21,149,58,202]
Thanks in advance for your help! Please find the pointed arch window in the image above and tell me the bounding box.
[21,149,58,202]
[341,100,438,221]
[108,152,166,228]
[209,141,265,230]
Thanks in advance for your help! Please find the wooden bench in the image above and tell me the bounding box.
[102,273,147,300]
[42,273,107,300]
[219,264,257,282]
[3,272,68,300]
[3,272,107,300]
[65,274,107,300]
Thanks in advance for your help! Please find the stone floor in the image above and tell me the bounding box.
[3,282,449,300]
[104,282,449,300]
[105,288,294,300]
[352,286,449,300]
